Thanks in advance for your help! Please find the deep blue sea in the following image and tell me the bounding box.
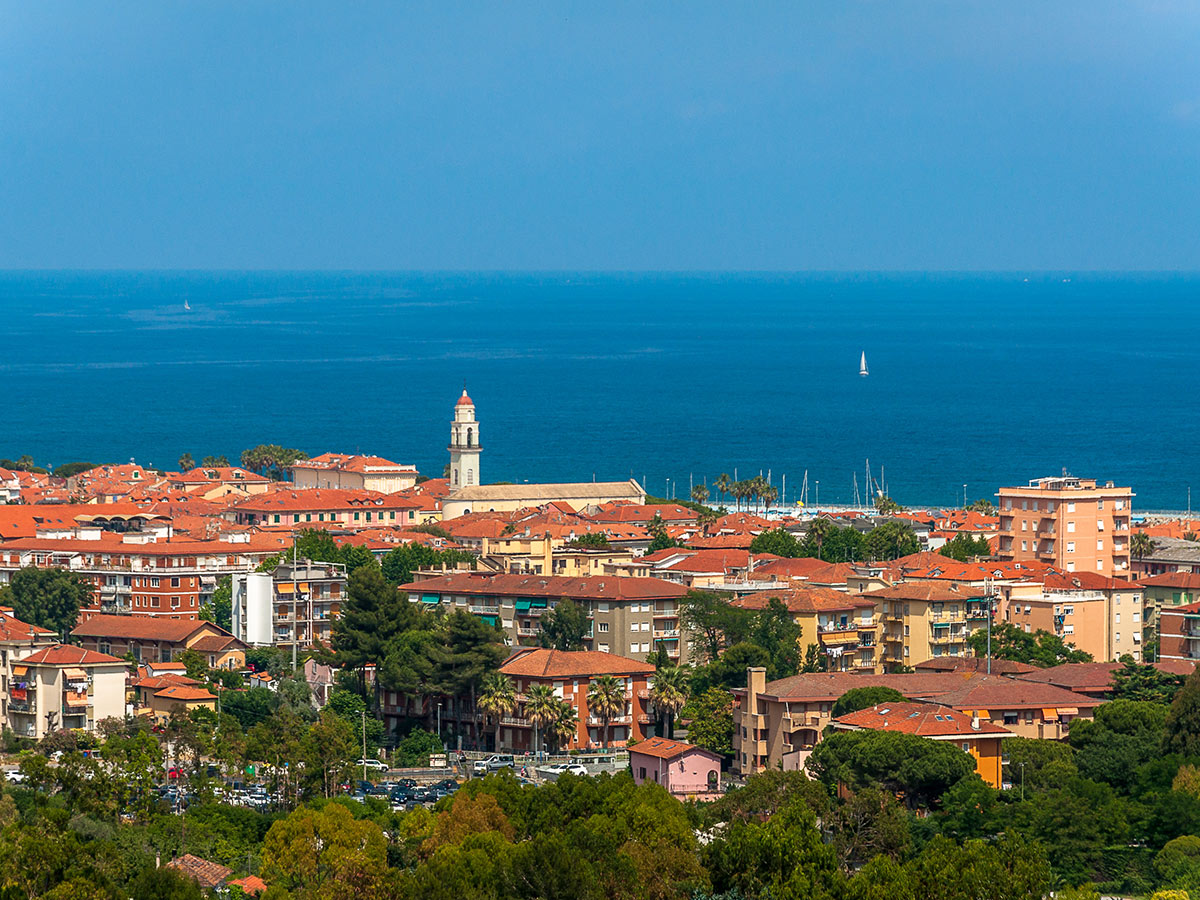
[2,271,1198,511]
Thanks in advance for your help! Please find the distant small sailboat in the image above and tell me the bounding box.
[183,299,191,311]
[859,351,869,377]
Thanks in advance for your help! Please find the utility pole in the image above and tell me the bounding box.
[985,576,993,675]
[291,534,299,673]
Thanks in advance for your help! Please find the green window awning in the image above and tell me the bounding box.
[421,594,441,604]
[480,616,499,626]
[515,600,532,612]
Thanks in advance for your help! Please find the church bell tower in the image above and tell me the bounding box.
[448,389,481,489]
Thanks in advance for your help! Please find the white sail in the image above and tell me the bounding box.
[859,351,868,377]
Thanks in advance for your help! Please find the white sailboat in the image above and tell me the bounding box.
[859,351,869,377]
[183,299,192,311]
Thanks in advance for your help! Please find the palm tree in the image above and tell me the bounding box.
[807,516,834,560]
[477,673,517,752]
[587,675,626,749]
[691,484,709,506]
[649,666,689,739]
[1185,531,1198,543]
[715,473,730,504]
[1131,530,1157,563]
[524,684,558,757]
[760,485,779,513]
[178,453,195,472]
[549,700,578,752]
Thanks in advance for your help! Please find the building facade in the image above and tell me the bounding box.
[73,615,246,669]
[232,559,347,649]
[996,476,1134,575]
[292,453,419,493]
[999,572,1144,661]
[8,645,127,739]
[629,737,722,800]
[866,582,990,669]
[497,647,655,750]
[399,572,689,662]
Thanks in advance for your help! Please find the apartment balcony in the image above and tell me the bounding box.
[929,630,967,645]
[636,689,651,699]
[499,716,529,727]
[637,713,654,724]
[818,628,862,647]
[516,626,539,638]
[852,659,877,670]
[652,608,678,619]
[469,604,500,614]
[653,628,680,639]
[588,714,632,726]
[8,700,35,715]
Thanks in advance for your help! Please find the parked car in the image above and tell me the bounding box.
[356,758,389,772]
[541,763,589,777]
[472,754,515,776]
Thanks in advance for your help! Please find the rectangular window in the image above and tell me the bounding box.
[962,742,971,751]
[1098,499,1104,510]
[1067,521,1076,533]
[1115,613,1120,624]
[273,514,280,524]
[151,577,160,587]
[1066,541,1075,553]
[1133,611,1140,622]
[171,577,180,588]
[598,622,609,633]
[1115,632,1121,642]
[1067,502,1076,512]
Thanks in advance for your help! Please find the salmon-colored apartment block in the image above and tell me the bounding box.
[996,476,1133,577]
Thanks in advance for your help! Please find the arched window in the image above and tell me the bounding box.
[453,468,459,487]
[467,468,474,485]
[466,427,473,448]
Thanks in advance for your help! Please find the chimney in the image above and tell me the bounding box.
[747,666,766,706]
[971,715,980,730]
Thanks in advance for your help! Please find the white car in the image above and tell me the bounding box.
[541,763,589,777]
[356,758,389,772]
[4,771,26,784]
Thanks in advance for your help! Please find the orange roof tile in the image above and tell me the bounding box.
[629,736,719,760]
[500,647,654,678]
[833,701,1010,737]
[22,644,126,666]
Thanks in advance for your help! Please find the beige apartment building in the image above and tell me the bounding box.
[997,476,1133,575]
[292,453,419,494]
[398,572,690,662]
[733,667,1099,776]
[866,581,991,669]
[999,572,1143,661]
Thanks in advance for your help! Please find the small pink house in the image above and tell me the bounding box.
[629,737,722,800]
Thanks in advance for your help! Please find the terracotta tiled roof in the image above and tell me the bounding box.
[228,875,267,896]
[863,581,986,602]
[0,613,56,642]
[154,685,217,702]
[629,736,718,760]
[924,675,1103,711]
[751,557,832,579]
[132,673,201,690]
[400,572,686,601]
[165,854,232,889]
[73,614,233,643]
[22,644,125,666]
[732,587,873,614]
[1016,660,1194,692]
[914,657,1036,675]
[188,634,243,653]
[1139,572,1200,589]
[588,503,699,524]
[500,647,654,678]
[833,701,1010,737]
[687,533,755,549]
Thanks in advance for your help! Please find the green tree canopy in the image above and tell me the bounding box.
[749,528,802,558]
[832,686,908,718]
[808,729,977,808]
[52,461,94,479]
[681,687,735,757]
[1069,699,1169,791]
[966,622,1092,666]
[1111,658,1187,704]
[938,532,992,561]
[7,566,92,639]
[537,597,590,651]
[1165,666,1200,757]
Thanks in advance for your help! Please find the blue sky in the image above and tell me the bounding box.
[1,2,1198,270]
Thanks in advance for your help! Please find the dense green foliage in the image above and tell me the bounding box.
[831,686,908,718]
[938,532,993,561]
[966,622,1092,666]
[536,597,590,650]
[239,444,309,480]
[2,566,93,639]
[51,461,94,478]
[1112,658,1188,704]
[751,521,919,562]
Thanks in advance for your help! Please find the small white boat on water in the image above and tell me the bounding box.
[859,351,869,377]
